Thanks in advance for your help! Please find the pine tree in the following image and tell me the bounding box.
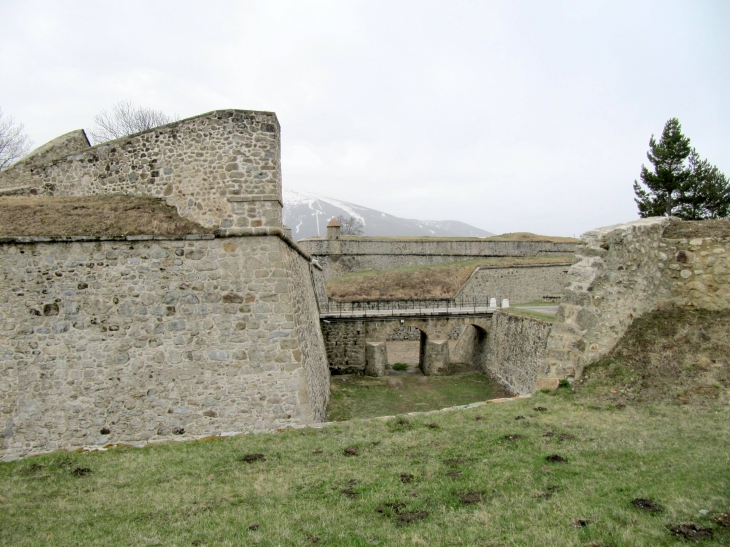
[634,118,729,219]
[633,118,691,217]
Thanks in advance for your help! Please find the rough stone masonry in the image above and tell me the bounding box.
[0,110,330,460]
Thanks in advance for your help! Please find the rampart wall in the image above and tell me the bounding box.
[540,217,730,388]
[0,109,331,460]
[299,238,577,279]
[0,234,328,460]
[0,110,282,234]
[454,263,570,303]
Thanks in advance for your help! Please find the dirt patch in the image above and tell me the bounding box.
[632,498,663,512]
[426,423,440,429]
[343,446,359,456]
[445,471,463,479]
[396,511,429,524]
[460,491,482,504]
[715,512,730,527]
[667,523,713,540]
[572,518,591,527]
[503,434,522,441]
[0,195,211,237]
[248,524,260,531]
[71,467,92,477]
[663,218,730,239]
[545,455,567,464]
[239,453,266,463]
[533,407,548,412]
[399,473,415,484]
[340,488,357,498]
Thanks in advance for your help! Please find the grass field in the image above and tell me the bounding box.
[327,368,511,421]
[2,306,729,546]
[326,256,574,301]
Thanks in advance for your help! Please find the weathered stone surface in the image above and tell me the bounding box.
[454,264,570,303]
[0,110,282,233]
[541,217,730,389]
[299,238,577,279]
[0,235,327,460]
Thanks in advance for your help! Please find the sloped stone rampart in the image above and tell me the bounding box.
[0,110,282,233]
[0,234,325,460]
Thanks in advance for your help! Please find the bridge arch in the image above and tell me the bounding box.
[363,316,492,377]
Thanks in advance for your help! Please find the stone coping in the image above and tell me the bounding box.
[0,227,322,271]
[8,395,531,461]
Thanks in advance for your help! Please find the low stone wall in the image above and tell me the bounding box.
[302,238,577,279]
[0,234,326,460]
[486,312,552,395]
[0,110,282,234]
[455,264,570,304]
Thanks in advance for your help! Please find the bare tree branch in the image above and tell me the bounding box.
[336,215,364,235]
[0,108,33,171]
[88,101,176,144]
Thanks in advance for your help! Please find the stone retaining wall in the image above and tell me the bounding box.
[302,238,577,279]
[0,234,327,460]
[454,263,570,304]
[0,110,281,234]
[485,312,552,395]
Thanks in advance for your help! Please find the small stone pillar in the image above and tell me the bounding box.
[501,299,509,308]
[365,342,387,377]
[327,218,341,239]
[421,339,451,376]
[489,298,497,308]
[326,217,341,255]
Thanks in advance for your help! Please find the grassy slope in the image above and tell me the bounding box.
[0,195,211,237]
[2,306,729,546]
[326,256,574,301]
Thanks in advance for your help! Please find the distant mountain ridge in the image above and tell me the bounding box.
[283,189,494,240]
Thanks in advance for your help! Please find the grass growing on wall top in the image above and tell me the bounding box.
[0,195,212,237]
[325,255,574,300]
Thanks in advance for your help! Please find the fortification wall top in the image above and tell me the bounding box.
[0,110,282,234]
[298,237,576,257]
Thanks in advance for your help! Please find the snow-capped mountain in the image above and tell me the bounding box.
[283,189,494,240]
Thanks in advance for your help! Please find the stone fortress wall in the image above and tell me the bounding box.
[0,110,330,460]
[454,263,570,304]
[0,110,282,234]
[298,236,577,279]
[539,217,730,389]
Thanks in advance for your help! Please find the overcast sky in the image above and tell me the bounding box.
[1,0,728,236]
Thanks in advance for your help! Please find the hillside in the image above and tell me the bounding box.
[577,305,730,406]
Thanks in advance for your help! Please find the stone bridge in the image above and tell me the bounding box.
[319,307,494,376]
